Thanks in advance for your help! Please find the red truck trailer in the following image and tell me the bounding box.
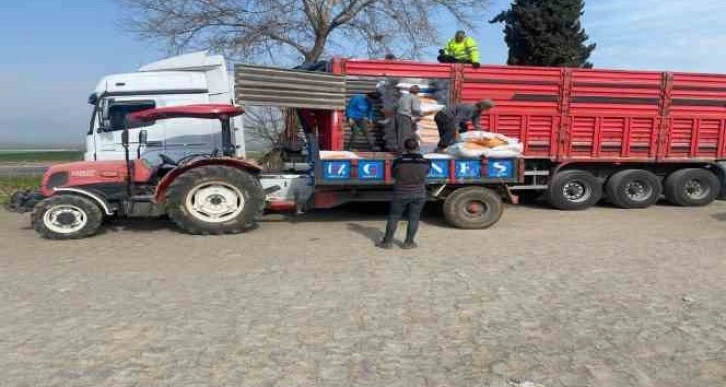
[236,59,726,212]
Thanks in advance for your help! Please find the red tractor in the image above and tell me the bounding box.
[7,104,268,239]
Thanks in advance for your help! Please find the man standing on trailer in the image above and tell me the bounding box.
[377,79,400,151]
[378,138,432,249]
[297,108,321,158]
[437,30,481,68]
[395,85,423,152]
[346,92,381,151]
[434,99,495,153]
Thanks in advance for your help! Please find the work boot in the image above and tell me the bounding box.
[401,241,418,249]
[376,240,394,249]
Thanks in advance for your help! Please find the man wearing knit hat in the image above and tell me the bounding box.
[433,99,495,153]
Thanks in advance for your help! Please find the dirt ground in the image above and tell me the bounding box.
[1,201,726,387]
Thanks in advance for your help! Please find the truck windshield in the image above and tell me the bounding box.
[107,101,156,131]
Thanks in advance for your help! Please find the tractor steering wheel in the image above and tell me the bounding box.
[158,154,178,166]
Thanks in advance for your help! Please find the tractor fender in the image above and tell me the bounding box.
[53,187,115,215]
[153,158,263,203]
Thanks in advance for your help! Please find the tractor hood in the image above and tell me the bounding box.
[41,161,129,197]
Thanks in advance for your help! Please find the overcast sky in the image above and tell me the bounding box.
[1,0,724,146]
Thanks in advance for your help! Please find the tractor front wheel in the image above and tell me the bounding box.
[165,165,265,235]
[32,195,103,240]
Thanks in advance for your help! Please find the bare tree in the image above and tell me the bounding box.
[244,106,285,151]
[119,0,490,64]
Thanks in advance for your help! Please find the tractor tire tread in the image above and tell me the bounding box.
[31,195,104,240]
[165,165,264,235]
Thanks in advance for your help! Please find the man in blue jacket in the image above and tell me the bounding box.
[346,92,381,151]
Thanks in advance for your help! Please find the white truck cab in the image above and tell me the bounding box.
[86,51,245,162]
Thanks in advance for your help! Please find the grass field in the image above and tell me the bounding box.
[0,176,42,204]
[0,151,83,163]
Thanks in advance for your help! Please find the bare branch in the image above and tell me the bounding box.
[119,0,492,65]
[119,0,491,144]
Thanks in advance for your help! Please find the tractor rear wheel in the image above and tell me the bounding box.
[32,195,103,240]
[165,165,265,235]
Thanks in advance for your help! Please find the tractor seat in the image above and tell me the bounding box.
[158,154,178,166]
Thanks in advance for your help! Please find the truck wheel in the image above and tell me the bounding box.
[443,187,503,229]
[31,195,103,240]
[605,169,661,209]
[547,169,602,210]
[664,168,720,207]
[165,165,265,235]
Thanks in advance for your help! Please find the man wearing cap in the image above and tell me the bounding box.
[434,99,495,153]
[376,79,400,151]
[395,85,423,152]
[437,30,481,68]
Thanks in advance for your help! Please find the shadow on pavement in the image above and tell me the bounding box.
[104,217,174,233]
[346,223,384,243]
[14,194,554,236]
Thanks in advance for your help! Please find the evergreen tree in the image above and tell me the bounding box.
[490,0,596,68]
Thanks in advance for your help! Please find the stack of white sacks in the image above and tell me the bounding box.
[444,130,524,158]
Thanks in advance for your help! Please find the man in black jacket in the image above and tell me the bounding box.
[377,138,432,249]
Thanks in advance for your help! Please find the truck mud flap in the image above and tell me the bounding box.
[716,162,726,200]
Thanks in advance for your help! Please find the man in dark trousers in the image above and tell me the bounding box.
[377,138,432,249]
[346,91,381,151]
[434,99,495,152]
[376,79,400,151]
[395,85,423,152]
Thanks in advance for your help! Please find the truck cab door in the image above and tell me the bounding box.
[95,98,163,161]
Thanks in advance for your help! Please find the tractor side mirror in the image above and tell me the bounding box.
[138,130,148,145]
[136,130,148,159]
[121,129,129,147]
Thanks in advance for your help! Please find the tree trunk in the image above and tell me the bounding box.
[303,33,329,65]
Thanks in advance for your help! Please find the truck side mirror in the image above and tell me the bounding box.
[99,119,111,132]
[98,99,113,132]
[102,100,110,120]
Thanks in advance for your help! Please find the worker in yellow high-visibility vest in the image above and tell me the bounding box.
[437,30,481,68]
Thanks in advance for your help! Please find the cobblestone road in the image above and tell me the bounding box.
[1,202,726,386]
